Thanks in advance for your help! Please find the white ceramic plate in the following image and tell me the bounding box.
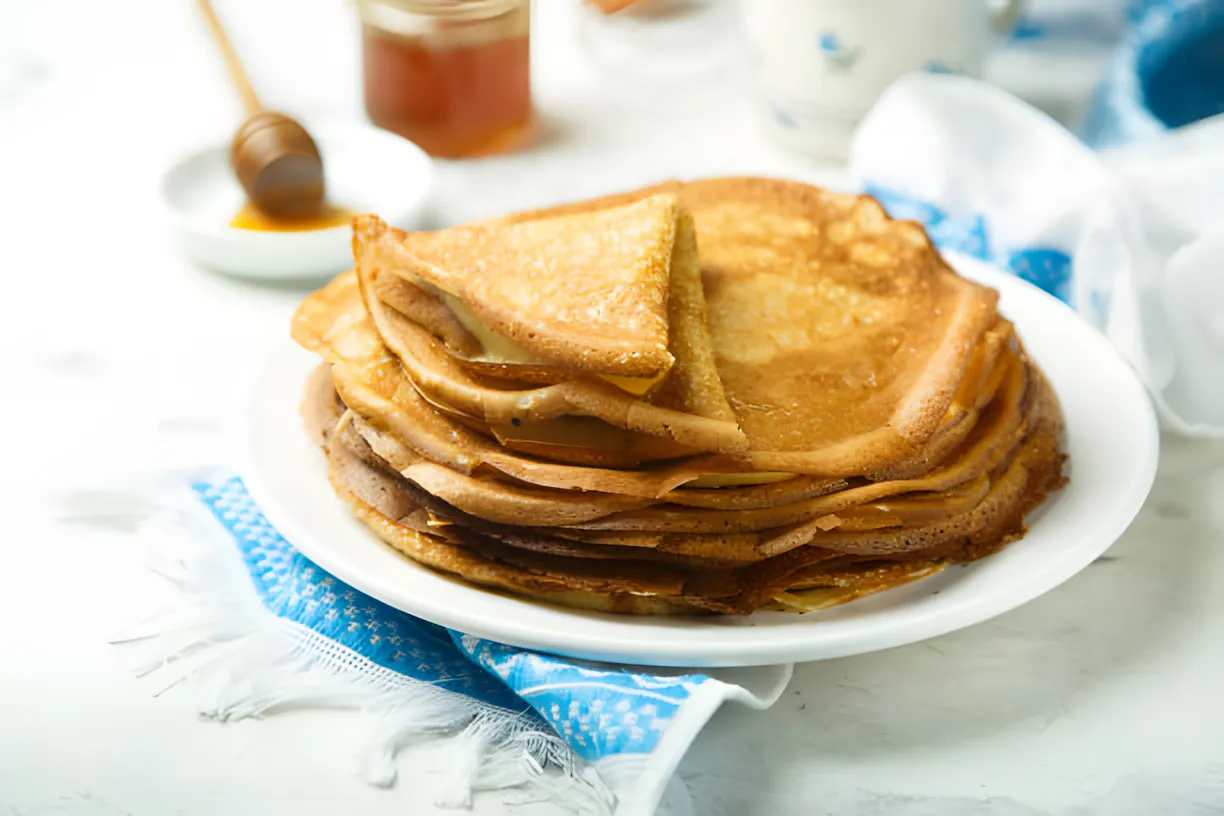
[161,122,431,281]
[241,255,1159,667]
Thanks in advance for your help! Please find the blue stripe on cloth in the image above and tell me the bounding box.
[863,184,1073,304]
[193,477,527,708]
[453,634,708,761]
[191,476,715,761]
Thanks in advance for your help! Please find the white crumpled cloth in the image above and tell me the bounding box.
[849,73,1224,437]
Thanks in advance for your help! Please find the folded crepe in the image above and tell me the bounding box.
[371,193,678,379]
[340,193,748,455]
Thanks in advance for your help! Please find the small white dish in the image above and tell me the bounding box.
[240,254,1159,667]
[161,121,432,281]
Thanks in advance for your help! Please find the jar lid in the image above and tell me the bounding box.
[359,0,523,22]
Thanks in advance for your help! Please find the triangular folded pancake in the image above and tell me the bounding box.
[334,224,748,452]
[363,194,680,379]
[350,194,744,459]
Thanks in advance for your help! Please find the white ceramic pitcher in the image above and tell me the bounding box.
[743,0,1023,158]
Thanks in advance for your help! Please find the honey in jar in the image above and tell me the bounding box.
[358,0,533,159]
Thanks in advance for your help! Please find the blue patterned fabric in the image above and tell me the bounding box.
[1006,248,1074,304]
[1130,0,1175,21]
[192,475,714,761]
[864,184,1073,303]
[1083,0,1224,147]
[865,184,993,262]
[454,635,708,762]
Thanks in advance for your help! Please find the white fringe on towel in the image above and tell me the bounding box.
[110,480,619,814]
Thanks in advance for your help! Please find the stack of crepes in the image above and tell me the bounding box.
[291,178,1067,615]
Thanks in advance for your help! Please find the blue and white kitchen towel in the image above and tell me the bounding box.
[850,72,1224,437]
[127,471,790,816]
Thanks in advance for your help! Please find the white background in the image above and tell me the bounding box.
[2,1,1223,813]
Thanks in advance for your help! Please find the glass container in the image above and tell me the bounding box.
[358,0,533,158]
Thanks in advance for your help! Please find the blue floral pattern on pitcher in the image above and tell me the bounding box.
[772,106,799,129]
[818,30,861,72]
[923,60,957,75]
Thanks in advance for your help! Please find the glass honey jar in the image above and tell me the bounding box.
[357,0,533,159]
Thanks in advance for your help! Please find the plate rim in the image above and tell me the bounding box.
[239,255,1160,667]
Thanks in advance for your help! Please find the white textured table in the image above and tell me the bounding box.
[3,2,1223,814]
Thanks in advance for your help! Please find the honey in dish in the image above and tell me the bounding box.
[230,202,353,233]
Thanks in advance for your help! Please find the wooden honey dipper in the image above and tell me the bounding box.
[199,0,325,217]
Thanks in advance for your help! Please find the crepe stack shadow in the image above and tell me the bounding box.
[290,177,1068,615]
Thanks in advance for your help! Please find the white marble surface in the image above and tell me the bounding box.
[3,1,1224,814]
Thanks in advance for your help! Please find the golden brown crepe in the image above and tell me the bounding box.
[368,195,681,378]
